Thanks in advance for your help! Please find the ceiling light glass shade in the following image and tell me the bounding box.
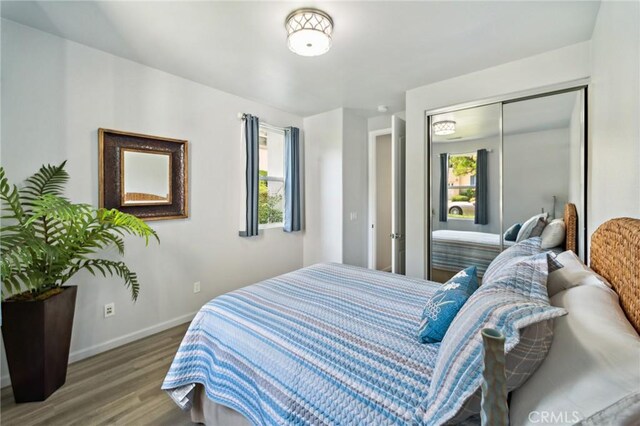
[285,9,333,57]
[433,120,456,136]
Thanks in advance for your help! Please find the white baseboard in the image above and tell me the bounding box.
[1,311,197,388]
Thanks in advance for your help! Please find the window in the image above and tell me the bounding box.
[447,153,477,220]
[258,127,285,228]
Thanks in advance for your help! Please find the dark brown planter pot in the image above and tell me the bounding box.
[1,286,77,403]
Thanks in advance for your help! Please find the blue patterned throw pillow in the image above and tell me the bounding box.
[417,266,479,343]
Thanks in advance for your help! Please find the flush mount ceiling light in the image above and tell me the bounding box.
[433,120,456,136]
[285,8,333,57]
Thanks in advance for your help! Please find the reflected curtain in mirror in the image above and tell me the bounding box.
[284,127,302,232]
[474,149,488,225]
[239,114,260,237]
[439,153,448,222]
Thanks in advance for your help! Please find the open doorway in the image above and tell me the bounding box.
[368,116,406,274]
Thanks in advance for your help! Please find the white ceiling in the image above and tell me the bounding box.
[432,90,581,143]
[1,1,600,117]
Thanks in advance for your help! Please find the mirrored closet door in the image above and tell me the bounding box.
[427,87,586,283]
[502,90,586,259]
[428,104,502,283]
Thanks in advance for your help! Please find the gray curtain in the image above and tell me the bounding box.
[239,114,259,237]
[284,127,302,232]
[475,149,488,225]
[439,153,448,222]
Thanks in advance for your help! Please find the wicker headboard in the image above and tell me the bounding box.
[590,218,640,334]
[563,203,578,254]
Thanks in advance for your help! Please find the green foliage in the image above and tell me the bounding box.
[0,162,159,301]
[460,188,476,199]
[449,155,476,177]
[258,170,283,225]
[451,195,469,202]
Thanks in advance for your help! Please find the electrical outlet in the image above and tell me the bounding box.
[350,212,358,221]
[104,303,115,318]
[193,281,201,293]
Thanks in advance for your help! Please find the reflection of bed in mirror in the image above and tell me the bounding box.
[431,203,579,282]
[431,230,515,280]
[123,192,168,203]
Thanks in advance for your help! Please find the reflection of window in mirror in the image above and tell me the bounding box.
[258,126,285,228]
[121,149,172,206]
[447,153,477,220]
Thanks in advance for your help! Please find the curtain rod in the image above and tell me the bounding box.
[237,113,286,133]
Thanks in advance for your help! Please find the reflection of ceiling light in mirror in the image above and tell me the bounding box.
[433,120,456,136]
[285,9,333,57]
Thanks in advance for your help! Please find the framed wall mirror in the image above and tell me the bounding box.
[426,86,587,283]
[99,129,188,220]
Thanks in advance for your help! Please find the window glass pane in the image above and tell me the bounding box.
[447,153,476,220]
[258,126,286,227]
[259,178,284,225]
[258,129,284,179]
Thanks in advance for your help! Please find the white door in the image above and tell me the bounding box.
[391,115,406,275]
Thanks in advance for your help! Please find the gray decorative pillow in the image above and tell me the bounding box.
[516,213,549,242]
[529,217,548,238]
[446,319,555,424]
[483,237,545,283]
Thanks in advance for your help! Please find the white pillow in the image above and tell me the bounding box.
[540,218,566,249]
[516,213,548,242]
[547,250,610,297]
[510,284,640,425]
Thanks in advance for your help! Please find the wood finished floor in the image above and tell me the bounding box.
[1,323,192,426]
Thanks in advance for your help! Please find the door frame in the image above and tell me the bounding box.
[367,127,392,270]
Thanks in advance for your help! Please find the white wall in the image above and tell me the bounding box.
[302,108,369,268]
[302,108,343,266]
[589,1,640,239]
[342,109,368,267]
[503,128,571,227]
[1,20,304,380]
[368,115,393,132]
[432,137,501,234]
[367,112,406,132]
[405,41,591,278]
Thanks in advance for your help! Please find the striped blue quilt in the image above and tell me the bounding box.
[162,263,442,425]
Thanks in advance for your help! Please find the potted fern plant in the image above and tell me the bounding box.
[0,161,158,402]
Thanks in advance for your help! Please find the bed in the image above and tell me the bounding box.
[163,209,639,426]
[431,230,515,277]
[162,264,443,424]
[431,204,578,278]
